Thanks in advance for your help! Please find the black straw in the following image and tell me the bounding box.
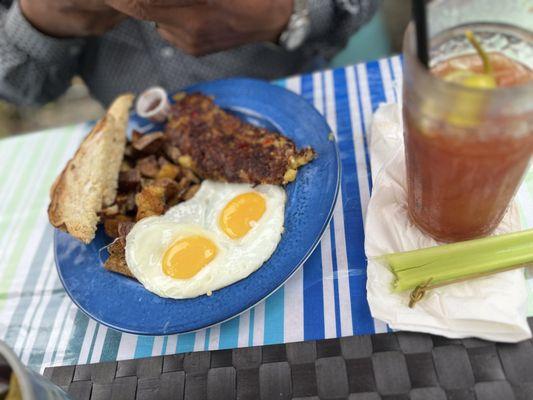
[412,0,429,68]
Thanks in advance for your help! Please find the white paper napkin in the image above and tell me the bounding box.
[365,103,532,343]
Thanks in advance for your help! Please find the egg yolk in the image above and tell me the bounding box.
[219,192,266,239]
[162,235,218,279]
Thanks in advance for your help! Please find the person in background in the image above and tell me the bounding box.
[0,0,378,107]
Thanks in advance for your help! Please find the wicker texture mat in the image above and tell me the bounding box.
[44,319,533,400]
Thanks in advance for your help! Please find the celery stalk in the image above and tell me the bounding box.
[382,229,533,293]
[384,229,533,270]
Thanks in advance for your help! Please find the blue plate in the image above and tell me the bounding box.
[54,78,340,335]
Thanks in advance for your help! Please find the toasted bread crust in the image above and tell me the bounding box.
[103,95,135,206]
[48,94,134,243]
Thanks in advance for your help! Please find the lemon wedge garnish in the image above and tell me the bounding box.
[443,30,497,90]
[439,30,496,127]
[444,70,497,89]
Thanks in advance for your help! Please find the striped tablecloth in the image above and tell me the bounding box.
[1,56,532,374]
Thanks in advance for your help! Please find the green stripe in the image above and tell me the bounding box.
[64,311,90,365]
[4,129,80,367]
[49,298,74,365]
[0,139,23,180]
[0,128,74,312]
[1,227,54,350]
[0,139,28,207]
[204,330,210,351]
[26,274,65,369]
[85,325,100,363]
[0,125,85,370]
[100,328,122,362]
[0,132,50,237]
[248,309,255,346]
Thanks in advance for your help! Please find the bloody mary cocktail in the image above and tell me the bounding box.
[403,23,533,242]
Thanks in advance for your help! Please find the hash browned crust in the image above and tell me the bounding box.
[105,239,134,278]
[165,93,315,185]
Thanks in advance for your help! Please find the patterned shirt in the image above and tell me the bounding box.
[0,0,377,106]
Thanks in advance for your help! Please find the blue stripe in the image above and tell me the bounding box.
[274,79,287,88]
[300,72,325,340]
[263,288,284,345]
[387,58,398,102]
[353,67,373,191]
[321,71,342,338]
[302,248,325,340]
[300,73,314,104]
[365,60,387,112]
[329,224,342,337]
[176,332,195,353]
[134,336,154,358]
[364,60,388,186]
[162,336,169,355]
[334,68,374,334]
[218,317,239,350]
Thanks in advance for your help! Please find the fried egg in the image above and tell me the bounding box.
[125,180,286,299]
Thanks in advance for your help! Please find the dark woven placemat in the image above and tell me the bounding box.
[44,318,533,400]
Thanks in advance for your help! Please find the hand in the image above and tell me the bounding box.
[20,0,126,37]
[104,0,293,56]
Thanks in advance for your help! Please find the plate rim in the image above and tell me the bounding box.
[54,77,341,335]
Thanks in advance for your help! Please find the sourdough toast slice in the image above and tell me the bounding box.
[48,94,134,244]
[102,95,134,206]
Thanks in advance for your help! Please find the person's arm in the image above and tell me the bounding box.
[0,0,124,106]
[0,1,84,106]
[105,0,378,60]
[302,0,379,63]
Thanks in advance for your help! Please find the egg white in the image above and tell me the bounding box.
[125,180,286,299]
